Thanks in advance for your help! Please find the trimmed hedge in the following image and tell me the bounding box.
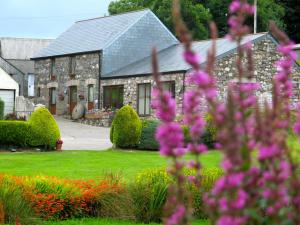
[138,119,160,150]
[0,98,4,120]
[111,105,142,148]
[29,107,61,149]
[0,107,60,150]
[136,114,217,151]
[0,121,31,147]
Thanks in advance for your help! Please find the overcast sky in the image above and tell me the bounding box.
[0,0,114,39]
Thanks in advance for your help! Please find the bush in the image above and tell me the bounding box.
[184,167,224,219]
[138,119,160,150]
[201,114,217,148]
[182,125,191,144]
[0,176,40,225]
[131,168,171,223]
[132,167,223,221]
[110,105,142,148]
[0,121,31,147]
[29,107,61,150]
[0,98,4,120]
[180,114,217,148]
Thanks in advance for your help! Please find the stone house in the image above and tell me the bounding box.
[32,9,300,117]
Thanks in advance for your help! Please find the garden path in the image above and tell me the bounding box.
[55,117,112,150]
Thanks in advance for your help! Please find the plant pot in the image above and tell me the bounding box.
[56,143,63,151]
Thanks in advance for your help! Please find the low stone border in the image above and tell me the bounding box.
[76,117,112,127]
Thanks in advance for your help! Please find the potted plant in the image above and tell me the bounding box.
[56,139,63,151]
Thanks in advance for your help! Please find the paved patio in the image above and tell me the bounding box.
[55,117,112,150]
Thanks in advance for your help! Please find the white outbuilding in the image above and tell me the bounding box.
[0,67,19,116]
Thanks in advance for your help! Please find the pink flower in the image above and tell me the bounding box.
[166,205,186,225]
[229,1,241,13]
[152,88,176,122]
[156,123,184,157]
[183,50,200,65]
[232,189,248,209]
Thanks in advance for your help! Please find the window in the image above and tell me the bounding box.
[28,74,35,97]
[50,59,55,78]
[69,56,76,74]
[88,85,94,103]
[103,85,124,109]
[138,83,151,116]
[37,87,41,97]
[162,81,175,98]
[50,88,56,105]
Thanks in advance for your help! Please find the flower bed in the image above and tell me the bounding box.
[0,167,222,224]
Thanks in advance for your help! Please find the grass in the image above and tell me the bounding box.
[0,149,221,180]
[45,218,210,225]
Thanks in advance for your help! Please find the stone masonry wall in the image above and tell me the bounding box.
[34,53,100,115]
[100,73,185,116]
[212,36,300,105]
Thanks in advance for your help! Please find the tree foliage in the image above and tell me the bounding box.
[201,0,285,37]
[277,0,300,43]
[109,0,286,40]
[109,0,211,40]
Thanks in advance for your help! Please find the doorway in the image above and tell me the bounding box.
[69,86,77,114]
[49,88,56,115]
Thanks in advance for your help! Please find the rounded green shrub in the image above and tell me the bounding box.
[0,98,4,120]
[138,119,160,150]
[28,107,60,150]
[111,105,142,148]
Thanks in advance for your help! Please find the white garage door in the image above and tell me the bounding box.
[0,89,15,116]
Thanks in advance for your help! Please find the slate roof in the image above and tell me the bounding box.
[0,38,52,60]
[7,59,35,74]
[34,9,151,58]
[103,33,270,78]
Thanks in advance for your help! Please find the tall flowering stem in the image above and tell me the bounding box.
[153,0,300,224]
[152,48,190,225]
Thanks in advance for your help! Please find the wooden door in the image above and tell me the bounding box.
[69,86,77,114]
[88,85,94,111]
[49,88,56,115]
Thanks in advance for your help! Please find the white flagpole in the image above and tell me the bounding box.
[254,0,257,34]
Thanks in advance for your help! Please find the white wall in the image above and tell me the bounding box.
[0,67,19,96]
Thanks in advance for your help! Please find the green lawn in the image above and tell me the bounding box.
[45,218,210,225]
[0,149,221,180]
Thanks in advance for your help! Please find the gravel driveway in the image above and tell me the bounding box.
[55,117,112,150]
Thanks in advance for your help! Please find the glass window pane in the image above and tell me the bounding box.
[103,86,124,109]
[138,84,145,115]
[162,82,175,98]
[88,85,94,102]
[145,84,151,115]
[104,87,110,108]
[138,84,151,115]
[51,89,56,105]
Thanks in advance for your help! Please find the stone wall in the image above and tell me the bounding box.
[187,36,300,107]
[100,73,185,116]
[34,53,100,115]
